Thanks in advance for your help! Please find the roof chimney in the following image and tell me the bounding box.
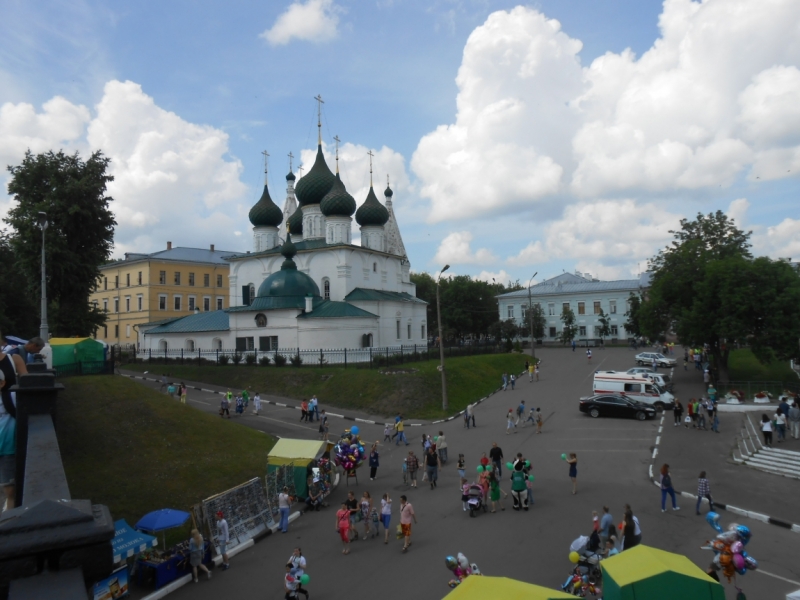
[305,295,313,313]
[167,241,172,250]
[210,244,215,252]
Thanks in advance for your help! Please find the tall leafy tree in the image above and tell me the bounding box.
[0,234,39,336]
[5,150,116,337]
[559,305,577,345]
[527,303,546,340]
[597,309,611,343]
[624,292,643,338]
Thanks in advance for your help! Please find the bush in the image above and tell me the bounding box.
[259,355,271,366]
[505,339,513,352]
[232,353,242,365]
[244,353,256,365]
[218,355,230,366]
[290,354,303,367]
[274,354,287,367]
[513,341,522,353]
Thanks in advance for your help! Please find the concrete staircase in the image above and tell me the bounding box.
[733,414,800,480]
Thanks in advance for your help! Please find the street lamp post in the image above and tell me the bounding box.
[436,264,450,411]
[528,272,538,362]
[37,211,49,341]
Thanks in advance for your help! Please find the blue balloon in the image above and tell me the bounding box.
[705,512,722,533]
[351,426,360,435]
[736,567,747,576]
[736,525,751,545]
[744,556,758,570]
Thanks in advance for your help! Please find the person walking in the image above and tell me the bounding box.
[599,506,614,547]
[516,401,525,425]
[489,442,504,477]
[335,502,351,555]
[311,394,320,421]
[399,495,417,553]
[360,491,373,540]
[502,372,508,391]
[534,362,540,381]
[425,447,440,489]
[219,394,230,419]
[696,471,714,515]
[437,431,448,464]
[253,391,261,415]
[528,362,535,382]
[319,410,329,441]
[510,461,528,511]
[672,399,683,426]
[489,469,507,512]
[686,399,695,428]
[279,486,293,533]
[789,401,800,440]
[710,403,720,433]
[774,409,787,443]
[380,493,392,543]
[369,443,380,480]
[469,403,476,428]
[697,400,707,430]
[180,383,187,404]
[308,396,317,422]
[621,504,642,551]
[189,528,211,582]
[456,454,466,480]
[300,399,309,422]
[384,423,392,442]
[659,464,680,512]
[567,453,578,495]
[506,409,516,434]
[241,388,249,410]
[406,451,419,488]
[287,548,309,599]
[159,373,168,392]
[535,408,543,434]
[586,349,592,363]
[524,407,536,427]
[345,491,359,541]
[510,373,516,390]
[571,340,576,352]
[760,414,773,447]
[215,511,230,570]
[394,416,409,446]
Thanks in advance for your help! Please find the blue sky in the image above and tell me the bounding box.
[1,0,799,285]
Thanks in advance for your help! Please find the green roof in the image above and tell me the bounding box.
[249,182,283,227]
[320,174,356,217]
[139,317,183,328]
[355,186,389,227]
[297,300,378,319]
[344,288,427,304]
[287,207,303,235]
[255,235,320,299]
[295,145,335,207]
[145,310,230,334]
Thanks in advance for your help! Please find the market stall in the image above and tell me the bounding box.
[134,509,204,590]
[267,438,333,499]
[443,576,573,599]
[601,545,725,600]
[50,337,106,373]
[92,519,158,600]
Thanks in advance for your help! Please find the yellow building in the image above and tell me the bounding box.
[89,242,237,347]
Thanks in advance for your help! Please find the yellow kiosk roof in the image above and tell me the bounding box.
[443,576,573,600]
[267,439,328,466]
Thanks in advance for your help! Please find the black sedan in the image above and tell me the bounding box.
[579,394,657,421]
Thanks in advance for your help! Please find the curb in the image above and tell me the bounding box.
[431,369,529,425]
[648,412,800,534]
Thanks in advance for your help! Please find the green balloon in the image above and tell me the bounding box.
[433,436,439,442]
[524,460,531,468]
[506,462,513,469]
[528,475,535,482]
[561,453,567,461]
[300,574,310,585]
[477,465,484,473]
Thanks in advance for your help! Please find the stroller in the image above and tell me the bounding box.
[467,484,486,517]
[562,533,603,597]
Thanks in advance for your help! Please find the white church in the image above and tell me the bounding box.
[140,123,428,353]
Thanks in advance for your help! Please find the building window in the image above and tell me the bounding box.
[235,337,255,351]
[507,305,514,319]
[549,326,557,338]
[174,296,182,311]
[186,339,195,351]
[113,298,119,313]
[594,301,602,315]
[126,325,131,338]
[103,299,108,312]
[188,296,196,311]
[103,326,107,338]
[373,262,377,272]
[216,297,223,310]
[396,320,401,339]
[103,277,107,290]
[114,325,119,338]
[159,295,167,310]
[421,324,426,339]
[548,303,555,316]
[578,326,587,336]
[255,313,267,327]
[203,297,211,312]
[248,284,255,305]
[126,273,130,286]
[259,336,278,351]
[407,323,411,340]
[323,278,330,300]
[204,273,210,287]
[609,300,617,314]
[216,274,223,287]
[125,297,130,312]
[563,302,570,313]
[159,271,166,284]
[138,271,142,285]
[137,295,143,311]
[611,325,619,336]
[174,272,181,285]
[594,326,601,337]
[115,275,119,289]
[577,302,585,315]
[188,272,195,286]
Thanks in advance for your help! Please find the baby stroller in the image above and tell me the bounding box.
[467,484,486,518]
[562,533,603,596]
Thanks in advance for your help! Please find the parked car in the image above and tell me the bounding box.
[579,394,657,421]
[634,352,676,368]
[627,367,655,375]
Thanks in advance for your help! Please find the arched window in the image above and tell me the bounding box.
[362,333,373,348]
[248,284,256,304]
[158,339,168,351]
[185,339,195,351]
[255,313,267,327]
[323,278,330,300]
[212,337,223,350]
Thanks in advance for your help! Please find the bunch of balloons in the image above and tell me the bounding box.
[445,552,481,588]
[704,512,758,581]
[333,426,365,472]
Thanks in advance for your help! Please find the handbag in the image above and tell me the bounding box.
[684,416,692,423]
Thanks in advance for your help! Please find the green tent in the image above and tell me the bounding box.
[50,338,106,373]
[601,545,725,600]
[267,439,331,498]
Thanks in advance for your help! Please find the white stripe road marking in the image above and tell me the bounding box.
[652,448,658,459]
[189,399,210,406]
[756,569,800,586]
[655,436,661,445]
[658,426,663,434]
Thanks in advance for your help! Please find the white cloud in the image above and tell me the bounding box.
[260,0,341,46]
[433,231,496,266]
[761,218,800,259]
[475,269,513,285]
[727,198,750,230]
[413,0,800,223]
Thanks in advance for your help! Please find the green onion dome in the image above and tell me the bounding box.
[248,182,283,227]
[384,185,393,198]
[286,170,296,182]
[295,145,335,207]
[355,186,389,227]
[320,174,356,217]
[256,235,320,298]
[287,207,303,236]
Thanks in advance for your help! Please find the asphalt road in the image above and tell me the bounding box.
[124,347,800,600]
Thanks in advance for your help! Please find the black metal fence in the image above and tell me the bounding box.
[128,342,505,368]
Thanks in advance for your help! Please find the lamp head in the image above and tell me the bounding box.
[37,211,48,229]
[442,264,450,273]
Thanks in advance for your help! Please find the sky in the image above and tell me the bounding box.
[1,0,799,286]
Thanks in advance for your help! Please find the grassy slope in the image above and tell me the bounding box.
[125,353,530,420]
[56,376,275,539]
[727,349,799,382]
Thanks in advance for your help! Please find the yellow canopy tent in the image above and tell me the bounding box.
[442,576,574,600]
[601,545,725,600]
[267,439,332,497]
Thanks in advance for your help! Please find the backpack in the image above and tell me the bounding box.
[371,508,379,523]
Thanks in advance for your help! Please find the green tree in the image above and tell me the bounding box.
[624,292,643,338]
[597,309,611,343]
[0,234,39,336]
[5,150,116,337]
[526,303,546,341]
[558,305,577,345]
[489,318,519,351]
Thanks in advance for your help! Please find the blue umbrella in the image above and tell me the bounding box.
[135,509,190,533]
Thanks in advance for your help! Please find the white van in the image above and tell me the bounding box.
[593,372,675,410]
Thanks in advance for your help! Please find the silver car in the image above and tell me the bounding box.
[627,367,655,375]
[634,352,676,367]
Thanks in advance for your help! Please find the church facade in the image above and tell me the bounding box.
[139,133,427,354]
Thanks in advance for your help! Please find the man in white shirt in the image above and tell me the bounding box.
[308,396,317,422]
[216,511,230,570]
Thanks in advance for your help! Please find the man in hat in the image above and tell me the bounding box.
[216,511,230,570]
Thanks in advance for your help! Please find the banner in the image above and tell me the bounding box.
[92,565,128,600]
[202,478,274,555]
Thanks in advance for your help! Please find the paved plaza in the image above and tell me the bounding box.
[125,347,800,599]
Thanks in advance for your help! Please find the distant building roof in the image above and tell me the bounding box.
[344,288,427,304]
[226,239,397,261]
[108,246,239,269]
[297,300,378,319]
[145,310,230,335]
[497,272,651,300]
[138,317,183,329]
